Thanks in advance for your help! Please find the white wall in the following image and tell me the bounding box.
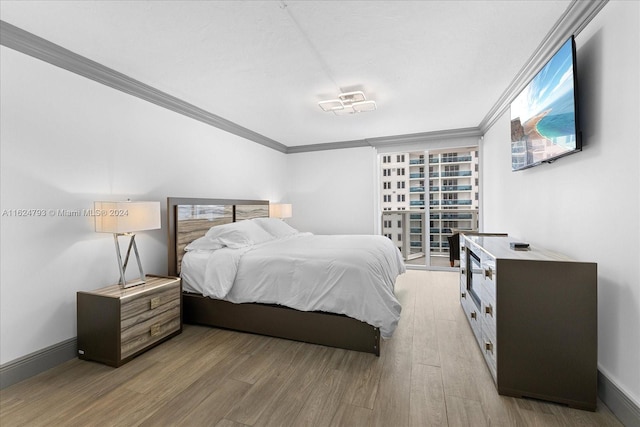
[481,0,639,406]
[286,147,377,235]
[0,46,288,364]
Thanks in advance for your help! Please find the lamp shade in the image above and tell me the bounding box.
[269,203,292,219]
[94,201,161,233]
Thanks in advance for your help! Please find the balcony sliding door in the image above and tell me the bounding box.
[379,146,480,269]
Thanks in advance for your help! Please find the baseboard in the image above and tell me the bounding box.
[0,338,77,389]
[1,337,639,427]
[598,371,640,427]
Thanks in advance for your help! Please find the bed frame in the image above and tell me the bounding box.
[167,197,381,356]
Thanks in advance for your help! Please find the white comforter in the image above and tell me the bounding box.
[181,233,405,338]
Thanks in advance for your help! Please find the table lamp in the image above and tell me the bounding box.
[269,203,292,219]
[94,200,161,288]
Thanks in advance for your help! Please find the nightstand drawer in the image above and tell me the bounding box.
[121,282,180,326]
[121,304,181,359]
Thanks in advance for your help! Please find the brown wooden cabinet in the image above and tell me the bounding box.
[460,234,597,411]
[77,275,181,367]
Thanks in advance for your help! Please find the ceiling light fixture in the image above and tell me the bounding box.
[318,91,377,115]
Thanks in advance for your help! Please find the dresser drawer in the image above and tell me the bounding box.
[460,270,467,301]
[481,256,496,298]
[479,283,496,331]
[482,326,498,382]
[461,296,483,347]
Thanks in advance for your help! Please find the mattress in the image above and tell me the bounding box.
[181,232,405,338]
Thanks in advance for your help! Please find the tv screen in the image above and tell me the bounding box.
[510,36,581,171]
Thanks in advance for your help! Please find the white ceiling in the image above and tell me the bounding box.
[0,0,572,148]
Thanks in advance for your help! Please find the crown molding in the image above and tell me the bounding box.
[366,127,483,148]
[286,127,483,153]
[478,0,609,134]
[286,139,371,154]
[0,20,288,154]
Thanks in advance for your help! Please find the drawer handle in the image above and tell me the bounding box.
[461,292,467,299]
[485,304,493,317]
[485,341,494,354]
[150,324,161,337]
[470,311,477,320]
[484,268,493,280]
[150,297,161,310]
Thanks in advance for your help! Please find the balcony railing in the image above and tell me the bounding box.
[409,159,425,165]
[441,170,472,177]
[441,156,472,163]
[430,185,474,192]
[410,173,425,178]
[441,213,473,219]
[441,200,472,205]
[381,209,479,264]
[410,187,425,192]
[410,201,425,206]
[430,228,453,234]
[441,185,472,191]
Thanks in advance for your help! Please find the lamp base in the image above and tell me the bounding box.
[113,233,146,288]
[121,278,147,288]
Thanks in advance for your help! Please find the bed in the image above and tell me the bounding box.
[167,197,404,356]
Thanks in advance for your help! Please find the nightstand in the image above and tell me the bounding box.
[77,275,182,367]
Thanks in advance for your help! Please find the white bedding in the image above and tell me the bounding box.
[181,232,405,338]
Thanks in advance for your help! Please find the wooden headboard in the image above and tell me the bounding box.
[167,197,269,277]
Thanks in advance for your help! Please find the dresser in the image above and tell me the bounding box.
[77,275,182,367]
[459,234,597,411]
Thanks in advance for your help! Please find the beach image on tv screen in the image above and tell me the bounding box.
[510,38,577,170]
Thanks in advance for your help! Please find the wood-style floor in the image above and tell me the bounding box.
[0,270,622,426]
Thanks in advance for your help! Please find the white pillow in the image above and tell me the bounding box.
[184,236,224,252]
[205,219,274,248]
[253,217,298,238]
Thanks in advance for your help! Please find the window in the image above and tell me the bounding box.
[397,168,405,176]
[397,220,402,228]
[397,181,405,189]
[396,154,405,162]
[397,234,402,241]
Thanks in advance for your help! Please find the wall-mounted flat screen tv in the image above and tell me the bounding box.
[510,36,581,171]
